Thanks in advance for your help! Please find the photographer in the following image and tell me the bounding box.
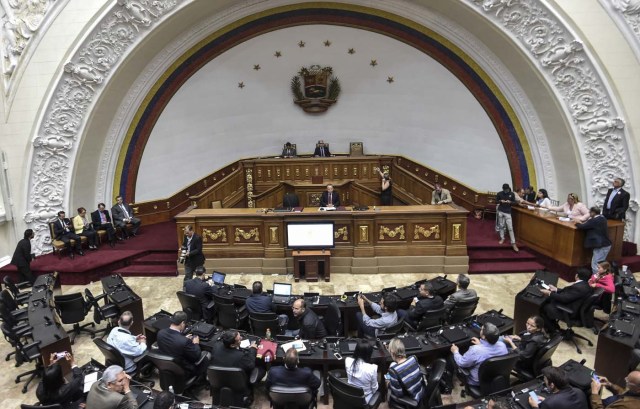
[377,168,393,206]
[180,225,205,282]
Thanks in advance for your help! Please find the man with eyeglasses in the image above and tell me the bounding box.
[86,365,138,409]
[590,371,640,409]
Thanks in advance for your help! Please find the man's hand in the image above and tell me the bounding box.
[450,344,459,354]
[591,379,602,395]
[528,395,544,408]
[470,337,480,345]
[598,376,612,388]
[192,335,200,344]
[548,284,557,292]
[357,295,365,308]
[123,373,131,394]
[136,334,146,343]
[250,341,258,349]
[540,289,551,296]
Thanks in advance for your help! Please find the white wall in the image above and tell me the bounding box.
[136,25,510,201]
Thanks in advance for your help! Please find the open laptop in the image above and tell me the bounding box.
[212,271,226,285]
[272,282,292,304]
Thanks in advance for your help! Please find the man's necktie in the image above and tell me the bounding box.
[607,190,616,209]
[329,193,332,204]
[121,204,130,219]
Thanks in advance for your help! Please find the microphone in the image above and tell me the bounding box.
[44,316,52,326]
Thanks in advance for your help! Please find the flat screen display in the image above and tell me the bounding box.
[212,271,226,284]
[286,221,335,249]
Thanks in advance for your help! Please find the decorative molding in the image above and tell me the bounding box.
[601,0,640,63]
[24,0,182,254]
[202,227,227,243]
[466,0,635,239]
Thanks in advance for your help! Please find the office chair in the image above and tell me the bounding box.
[21,405,62,409]
[283,193,300,209]
[556,287,602,354]
[1,311,31,362]
[390,359,446,409]
[328,369,382,409]
[404,306,447,332]
[208,366,253,408]
[2,322,43,393]
[214,295,248,330]
[3,276,31,305]
[461,353,519,399]
[53,292,96,344]
[512,333,563,382]
[0,289,29,324]
[249,313,280,337]
[146,350,200,395]
[323,301,343,336]
[268,385,315,409]
[93,338,154,384]
[84,288,119,337]
[447,298,479,324]
[176,290,203,321]
[48,221,86,258]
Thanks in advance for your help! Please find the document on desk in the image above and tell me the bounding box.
[281,340,307,353]
[83,371,99,393]
[318,207,336,211]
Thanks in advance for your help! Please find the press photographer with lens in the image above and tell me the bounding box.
[179,225,205,282]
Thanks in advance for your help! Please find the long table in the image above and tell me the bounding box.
[512,207,624,267]
[101,274,145,335]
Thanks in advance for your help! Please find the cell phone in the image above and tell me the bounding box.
[540,283,550,290]
[529,391,539,403]
[55,351,67,360]
[592,372,599,382]
[384,373,391,380]
[333,352,343,360]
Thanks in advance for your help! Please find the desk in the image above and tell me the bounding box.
[512,207,623,266]
[293,250,330,282]
[101,275,145,335]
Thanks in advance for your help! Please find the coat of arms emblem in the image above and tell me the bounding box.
[291,65,341,113]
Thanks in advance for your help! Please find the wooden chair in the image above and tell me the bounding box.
[48,222,86,259]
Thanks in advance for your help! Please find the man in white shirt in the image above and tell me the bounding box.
[107,311,148,374]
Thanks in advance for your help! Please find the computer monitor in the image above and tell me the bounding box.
[273,282,292,296]
[212,271,226,285]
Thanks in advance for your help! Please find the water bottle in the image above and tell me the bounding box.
[169,385,174,395]
[265,351,272,363]
[265,328,272,340]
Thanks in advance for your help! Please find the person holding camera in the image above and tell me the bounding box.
[180,225,205,282]
[377,168,393,206]
[36,352,85,408]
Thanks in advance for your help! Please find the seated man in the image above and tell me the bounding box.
[152,391,175,409]
[86,365,138,409]
[211,330,264,383]
[111,196,142,238]
[540,268,593,334]
[106,311,148,374]
[320,184,340,207]
[245,281,275,314]
[444,274,478,312]
[156,311,210,378]
[266,348,322,398]
[445,322,508,390]
[184,266,215,322]
[398,282,444,327]
[590,370,640,409]
[292,299,327,339]
[53,210,83,258]
[313,139,331,157]
[91,202,118,244]
[356,293,399,338]
[431,183,453,205]
[72,207,98,250]
[529,366,587,408]
[282,142,297,158]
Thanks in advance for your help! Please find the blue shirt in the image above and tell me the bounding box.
[363,302,397,336]
[107,326,147,373]
[453,339,508,385]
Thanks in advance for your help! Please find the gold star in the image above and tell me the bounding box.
[238,82,245,89]
[348,48,355,54]
[370,60,377,67]
[387,77,394,83]
[274,51,282,58]
[324,40,332,47]
[253,64,261,71]
[298,41,305,47]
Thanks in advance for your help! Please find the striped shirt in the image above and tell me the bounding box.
[388,356,425,405]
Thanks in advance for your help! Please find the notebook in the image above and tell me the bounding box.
[272,282,292,304]
[441,327,469,344]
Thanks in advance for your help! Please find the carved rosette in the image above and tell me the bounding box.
[334,226,349,241]
[202,227,227,243]
[413,224,441,240]
[468,0,635,239]
[235,227,260,242]
[379,225,406,240]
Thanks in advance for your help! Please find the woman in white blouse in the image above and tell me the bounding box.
[546,193,590,222]
[522,189,551,208]
[345,339,379,403]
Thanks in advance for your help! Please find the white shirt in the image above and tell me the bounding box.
[345,357,379,403]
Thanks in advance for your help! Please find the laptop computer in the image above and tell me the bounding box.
[272,282,292,304]
[397,335,422,351]
[339,339,358,355]
[441,327,469,343]
[622,301,640,315]
[212,271,226,285]
[534,270,559,286]
[611,319,636,336]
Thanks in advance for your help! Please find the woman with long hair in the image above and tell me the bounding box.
[503,315,548,372]
[345,339,378,403]
[36,352,85,408]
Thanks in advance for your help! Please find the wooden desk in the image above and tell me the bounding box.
[293,250,330,282]
[101,275,145,335]
[512,207,623,266]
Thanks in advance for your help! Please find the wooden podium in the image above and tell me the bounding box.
[293,250,331,282]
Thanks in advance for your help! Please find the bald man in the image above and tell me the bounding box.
[590,370,640,409]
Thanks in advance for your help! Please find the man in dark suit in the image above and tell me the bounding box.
[245,281,275,314]
[319,184,340,207]
[53,211,83,258]
[576,206,612,274]
[313,140,331,157]
[398,282,444,327]
[211,330,263,382]
[11,229,36,284]
[111,196,141,238]
[91,203,118,245]
[540,268,593,333]
[184,266,215,322]
[266,348,322,398]
[282,142,296,158]
[86,365,138,409]
[156,311,210,378]
[529,366,587,408]
[181,225,205,281]
[602,177,630,220]
[292,299,327,339]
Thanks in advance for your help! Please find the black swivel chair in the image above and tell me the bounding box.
[54,292,96,344]
[328,369,382,409]
[404,306,447,332]
[3,276,31,305]
[323,301,343,336]
[447,298,479,325]
[390,358,446,409]
[2,322,43,393]
[146,350,200,395]
[176,290,203,321]
[513,333,563,382]
[557,287,602,354]
[93,338,154,384]
[214,295,248,330]
[21,405,62,409]
[268,385,315,409]
[208,366,253,408]
[462,353,520,399]
[249,313,280,337]
[1,288,29,322]
[283,193,300,209]
[84,288,119,337]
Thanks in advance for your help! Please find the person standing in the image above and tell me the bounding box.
[377,168,393,206]
[320,184,340,207]
[112,196,141,238]
[602,177,630,220]
[73,207,98,250]
[11,229,36,284]
[181,225,205,281]
[496,183,519,252]
[576,206,612,274]
[432,183,453,205]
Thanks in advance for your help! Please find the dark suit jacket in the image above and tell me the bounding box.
[320,191,340,207]
[282,147,297,157]
[540,386,588,409]
[182,234,205,268]
[36,365,85,406]
[211,342,257,376]
[245,293,275,314]
[266,365,321,392]
[11,238,33,267]
[112,203,134,224]
[313,145,331,157]
[184,278,215,319]
[91,209,112,228]
[157,327,202,373]
[575,215,611,249]
[549,280,592,315]
[408,295,444,322]
[602,188,630,220]
[298,308,327,339]
[52,218,74,239]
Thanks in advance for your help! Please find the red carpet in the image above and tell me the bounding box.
[1,222,178,285]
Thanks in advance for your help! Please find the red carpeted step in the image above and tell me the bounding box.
[468,248,537,261]
[113,264,177,277]
[468,260,545,274]
[132,252,178,265]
